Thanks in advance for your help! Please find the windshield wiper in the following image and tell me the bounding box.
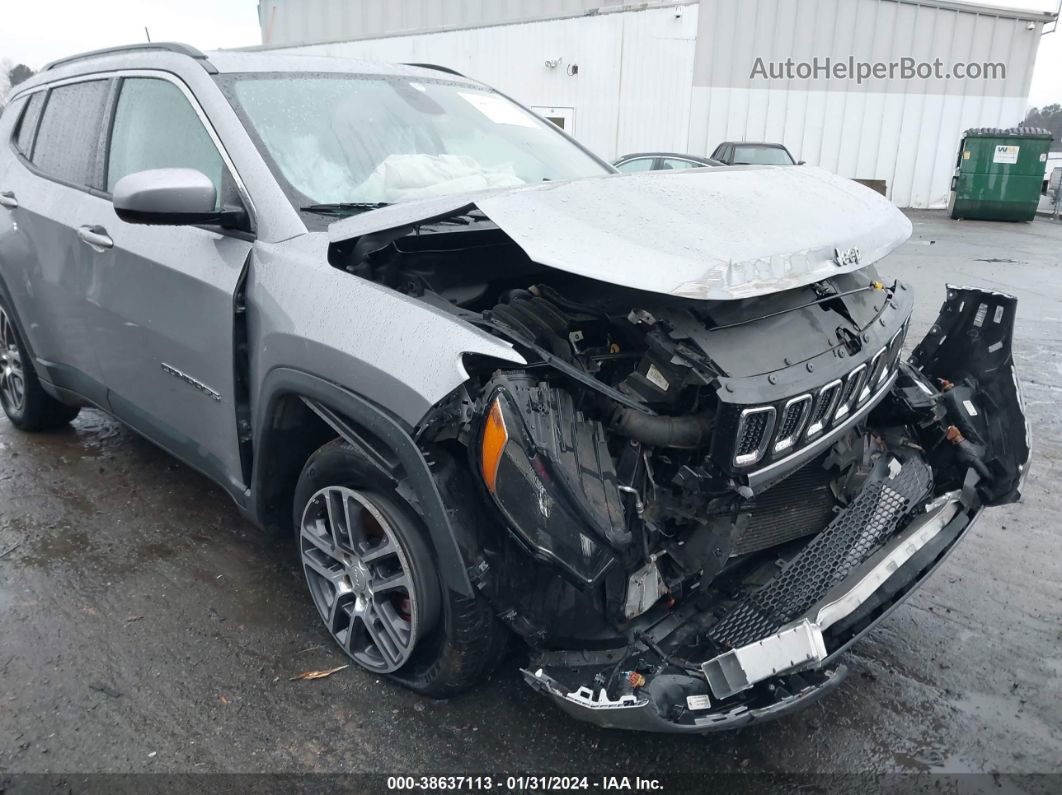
[299,202,391,217]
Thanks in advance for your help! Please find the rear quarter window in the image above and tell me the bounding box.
[2,96,25,140]
[32,79,111,188]
[14,92,46,156]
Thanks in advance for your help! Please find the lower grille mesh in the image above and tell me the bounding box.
[709,458,933,649]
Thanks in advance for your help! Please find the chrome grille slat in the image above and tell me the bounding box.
[879,323,907,386]
[862,348,887,402]
[773,394,812,454]
[734,406,776,467]
[833,364,867,423]
[804,380,842,440]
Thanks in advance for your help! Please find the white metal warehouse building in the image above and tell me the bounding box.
[253,0,1056,208]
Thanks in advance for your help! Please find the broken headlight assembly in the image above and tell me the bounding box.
[478,390,616,586]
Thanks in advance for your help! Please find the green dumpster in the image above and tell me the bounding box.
[948,127,1053,221]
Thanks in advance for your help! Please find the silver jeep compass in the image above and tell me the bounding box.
[0,43,1029,732]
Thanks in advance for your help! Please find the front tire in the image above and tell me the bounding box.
[293,439,507,696]
[0,299,80,431]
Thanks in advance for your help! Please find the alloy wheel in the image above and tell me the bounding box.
[0,307,25,414]
[299,486,421,673]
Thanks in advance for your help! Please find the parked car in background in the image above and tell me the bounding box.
[613,152,723,172]
[711,141,802,166]
[0,43,1029,734]
[1045,164,1060,196]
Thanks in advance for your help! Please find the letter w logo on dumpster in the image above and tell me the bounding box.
[993,145,1019,165]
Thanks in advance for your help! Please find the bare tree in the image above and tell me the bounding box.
[8,63,34,87]
[0,61,37,111]
[1023,105,1062,152]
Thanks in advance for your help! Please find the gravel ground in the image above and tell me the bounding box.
[1,210,1060,780]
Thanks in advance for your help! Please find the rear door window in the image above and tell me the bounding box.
[106,77,225,203]
[32,79,111,187]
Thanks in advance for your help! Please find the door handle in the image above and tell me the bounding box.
[0,191,17,209]
[77,224,113,252]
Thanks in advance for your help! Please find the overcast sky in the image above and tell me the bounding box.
[1,0,1059,108]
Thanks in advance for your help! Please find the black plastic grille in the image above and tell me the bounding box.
[864,351,887,399]
[881,322,908,381]
[835,367,865,418]
[709,458,933,649]
[807,383,840,431]
[735,409,774,463]
[776,399,807,441]
[721,321,909,472]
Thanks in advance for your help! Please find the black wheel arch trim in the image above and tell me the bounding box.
[0,270,67,401]
[251,366,475,597]
[0,271,34,361]
[0,271,72,401]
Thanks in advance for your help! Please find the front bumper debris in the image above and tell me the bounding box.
[519,286,1028,733]
[702,492,960,700]
[523,477,980,733]
[523,663,848,733]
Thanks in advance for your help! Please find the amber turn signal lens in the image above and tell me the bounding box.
[480,397,509,494]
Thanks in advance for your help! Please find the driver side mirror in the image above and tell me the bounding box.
[113,168,247,230]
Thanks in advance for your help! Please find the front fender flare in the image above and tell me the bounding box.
[252,367,474,597]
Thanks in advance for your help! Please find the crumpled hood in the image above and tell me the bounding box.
[328,166,912,301]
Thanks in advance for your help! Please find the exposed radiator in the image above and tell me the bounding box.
[732,457,837,556]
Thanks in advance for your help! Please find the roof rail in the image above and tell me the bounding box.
[403,62,465,78]
[43,42,217,74]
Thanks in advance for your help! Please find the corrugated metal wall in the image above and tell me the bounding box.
[261,5,701,160]
[689,0,1046,208]
[258,0,672,46]
[256,0,1049,208]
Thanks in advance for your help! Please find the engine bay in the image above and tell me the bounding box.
[329,218,1028,730]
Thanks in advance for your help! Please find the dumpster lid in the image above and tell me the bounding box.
[963,126,1053,139]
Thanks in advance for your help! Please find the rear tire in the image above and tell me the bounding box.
[293,438,507,697]
[0,298,80,431]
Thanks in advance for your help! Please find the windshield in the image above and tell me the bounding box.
[732,145,795,166]
[220,72,611,212]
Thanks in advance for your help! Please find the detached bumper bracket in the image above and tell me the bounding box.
[702,620,826,700]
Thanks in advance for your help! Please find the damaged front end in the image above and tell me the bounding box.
[505,285,1028,732]
[328,182,1028,732]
